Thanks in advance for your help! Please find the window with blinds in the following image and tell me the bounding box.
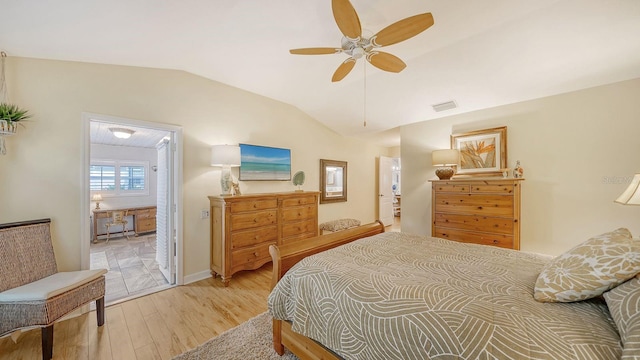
[90,161,149,196]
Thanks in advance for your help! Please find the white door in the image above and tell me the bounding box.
[156,137,176,283]
[378,156,394,226]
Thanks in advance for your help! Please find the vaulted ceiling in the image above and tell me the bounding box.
[2,1,639,146]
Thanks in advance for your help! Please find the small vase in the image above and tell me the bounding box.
[513,161,524,179]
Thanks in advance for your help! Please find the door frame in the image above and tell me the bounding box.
[80,112,184,285]
[378,155,394,226]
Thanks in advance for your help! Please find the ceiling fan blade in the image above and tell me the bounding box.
[332,58,357,82]
[366,51,406,73]
[332,0,362,39]
[372,13,434,47]
[290,48,342,55]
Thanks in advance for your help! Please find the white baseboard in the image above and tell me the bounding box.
[183,270,212,285]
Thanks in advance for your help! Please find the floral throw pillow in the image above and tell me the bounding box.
[534,228,640,303]
[603,277,640,359]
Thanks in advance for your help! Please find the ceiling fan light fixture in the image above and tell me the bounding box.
[110,127,135,139]
[352,47,365,59]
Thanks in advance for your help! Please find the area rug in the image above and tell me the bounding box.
[172,312,298,360]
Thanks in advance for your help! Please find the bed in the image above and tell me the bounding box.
[267,222,640,359]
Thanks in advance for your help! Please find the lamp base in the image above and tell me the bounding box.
[435,167,455,180]
[220,166,233,196]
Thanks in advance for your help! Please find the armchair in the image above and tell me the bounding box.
[0,218,107,360]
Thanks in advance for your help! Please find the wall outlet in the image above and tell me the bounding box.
[201,210,210,219]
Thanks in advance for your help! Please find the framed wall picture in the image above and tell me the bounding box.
[451,126,507,176]
[239,144,292,181]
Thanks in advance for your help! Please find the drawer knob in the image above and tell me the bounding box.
[493,240,498,244]
[253,252,259,257]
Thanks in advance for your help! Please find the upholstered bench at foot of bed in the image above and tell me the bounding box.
[319,219,361,234]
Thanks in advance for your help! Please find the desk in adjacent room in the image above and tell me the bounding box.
[92,206,157,242]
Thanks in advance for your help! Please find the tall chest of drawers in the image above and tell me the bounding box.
[431,178,523,250]
[209,191,319,286]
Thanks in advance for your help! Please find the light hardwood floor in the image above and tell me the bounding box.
[0,264,273,360]
[0,221,400,360]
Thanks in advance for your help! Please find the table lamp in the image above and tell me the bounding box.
[432,149,459,180]
[91,194,103,210]
[211,145,241,196]
[615,173,640,205]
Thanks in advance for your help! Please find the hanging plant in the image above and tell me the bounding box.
[0,103,31,123]
[0,103,30,134]
[0,52,31,154]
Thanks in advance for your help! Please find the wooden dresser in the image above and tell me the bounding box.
[208,191,319,286]
[431,178,523,250]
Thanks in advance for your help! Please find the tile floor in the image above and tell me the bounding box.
[90,233,170,304]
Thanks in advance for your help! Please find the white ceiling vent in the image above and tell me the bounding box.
[432,100,457,112]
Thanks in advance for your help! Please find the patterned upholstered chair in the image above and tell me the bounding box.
[0,218,107,360]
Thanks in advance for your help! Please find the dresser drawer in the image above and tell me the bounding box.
[434,194,513,217]
[433,183,470,193]
[136,208,156,219]
[137,218,156,233]
[433,213,513,235]
[434,227,514,249]
[230,242,274,272]
[470,182,515,194]
[281,232,317,244]
[230,210,277,230]
[230,199,278,213]
[230,226,278,249]
[281,205,317,222]
[282,219,317,238]
[281,195,317,207]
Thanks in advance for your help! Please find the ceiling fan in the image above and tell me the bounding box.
[290,0,434,82]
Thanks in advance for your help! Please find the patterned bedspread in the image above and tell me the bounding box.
[268,232,622,360]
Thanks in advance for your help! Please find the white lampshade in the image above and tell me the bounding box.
[432,149,459,166]
[615,173,640,205]
[91,194,103,202]
[211,145,241,167]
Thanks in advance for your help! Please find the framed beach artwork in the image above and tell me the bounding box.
[451,126,507,176]
[239,144,292,181]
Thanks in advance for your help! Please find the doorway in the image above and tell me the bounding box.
[378,156,401,230]
[81,113,183,305]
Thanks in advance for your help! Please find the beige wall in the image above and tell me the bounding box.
[0,57,389,276]
[401,78,640,256]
